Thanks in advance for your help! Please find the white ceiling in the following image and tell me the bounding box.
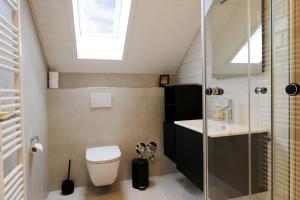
[29,0,200,74]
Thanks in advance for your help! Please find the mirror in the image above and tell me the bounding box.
[206,0,263,79]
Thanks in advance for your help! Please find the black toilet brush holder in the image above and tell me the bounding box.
[61,160,74,195]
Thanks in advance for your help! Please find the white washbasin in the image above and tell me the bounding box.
[174,119,268,138]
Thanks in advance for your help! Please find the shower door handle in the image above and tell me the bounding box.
[206,87,224,96]
[285,83,300,96]
[255,87,268,94]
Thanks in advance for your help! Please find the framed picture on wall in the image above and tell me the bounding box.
[159,75,170,87]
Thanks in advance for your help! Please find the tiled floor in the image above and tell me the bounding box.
[47,173,270,200]
[47,173,204,200]
[231,192,270,200]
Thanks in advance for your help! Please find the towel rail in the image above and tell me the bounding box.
[4,178,23,200]
[4,171,22,193]
[1,103,21,110]
[15,191,24,200]
[2,131,21,144]
[3,0,17,11]
[1,96,20,101]
[0,89,20,93]
[2,124,21,136]
[3,144,22,160]
[11,0,17,6]
[0,15,17,33]
[9,186,23,200]
[2,137,22,152]
[0,63,18,72]
[0,39,18,52]
[4,165,22,185]
[0,47,19,59]
[0,21,18,39]
[14,110,21,115]
[0,0,26,199]
[0,55,19,66]
[0,30,18,46]
[0,117,21,127]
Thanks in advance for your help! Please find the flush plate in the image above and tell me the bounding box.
[90,93,112,108]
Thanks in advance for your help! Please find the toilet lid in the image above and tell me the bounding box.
[86,146,121,163]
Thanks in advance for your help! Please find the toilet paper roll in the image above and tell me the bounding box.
[31,143,44,154]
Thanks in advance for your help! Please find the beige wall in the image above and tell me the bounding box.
[47,87,176,191]
[58,73,177,88]
[20,0,48,199]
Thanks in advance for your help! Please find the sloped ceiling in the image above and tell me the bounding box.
[29,0,200,74]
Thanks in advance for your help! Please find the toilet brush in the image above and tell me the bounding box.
[62,160,74,195]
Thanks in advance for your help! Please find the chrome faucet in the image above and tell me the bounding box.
[221,99,233,124]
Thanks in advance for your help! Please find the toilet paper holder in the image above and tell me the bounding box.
[31,136,40,145]
[30,136,43,154]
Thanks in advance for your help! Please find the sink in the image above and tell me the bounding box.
[174,119,268,138]
[208,120,246,132]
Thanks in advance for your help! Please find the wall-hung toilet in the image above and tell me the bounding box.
[86,146,121,186]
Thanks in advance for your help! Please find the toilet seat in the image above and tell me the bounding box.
[86,146,121,164]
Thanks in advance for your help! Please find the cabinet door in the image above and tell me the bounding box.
[163,122,176,162]
[207,133,268,199]
[176,86,203,120]
[176,125,203,190]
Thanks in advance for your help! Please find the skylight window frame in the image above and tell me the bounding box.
[72,0,132,60]
[76,0,123,38]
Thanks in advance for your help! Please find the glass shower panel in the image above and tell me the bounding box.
[203,0,272,199]
[204,0,300,199]
[272,0,300,199]
[204,0,251,199]
[249,0,272,199]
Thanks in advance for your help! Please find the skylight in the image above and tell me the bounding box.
[72,0,132,60]
[231,25,262,64]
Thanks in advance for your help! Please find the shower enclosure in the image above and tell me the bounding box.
[202,0,299,199]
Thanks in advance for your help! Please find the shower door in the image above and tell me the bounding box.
[203,0,300,199]
[202,0,272,199]
[272,0,300,199]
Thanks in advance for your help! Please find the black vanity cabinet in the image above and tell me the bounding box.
[164,84,202,123]
[174,124,268,198]
[163,84,268,196]
[176,125,203,190]
[163,84,202,162]
[208,133,269,199]
[163,123,176,162]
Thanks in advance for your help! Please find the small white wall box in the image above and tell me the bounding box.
[49,72,59,89]
[90,93,112,108]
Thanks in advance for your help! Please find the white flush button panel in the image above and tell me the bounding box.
[90,93,112,108]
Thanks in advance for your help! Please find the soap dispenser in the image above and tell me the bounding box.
[213,105,224,120]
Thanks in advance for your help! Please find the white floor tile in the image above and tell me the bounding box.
[47,173,203,200]
[47,173,270,200]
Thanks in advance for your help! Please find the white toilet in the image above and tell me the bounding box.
[85,146,121,186]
